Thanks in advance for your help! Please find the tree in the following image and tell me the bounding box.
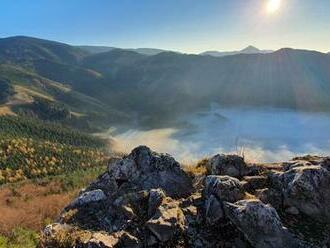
[0,79,14,104]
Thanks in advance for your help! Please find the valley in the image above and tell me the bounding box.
[0,35,330,247]
[107,106,330,163]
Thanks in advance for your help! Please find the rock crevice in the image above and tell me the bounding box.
[40,148,330,247]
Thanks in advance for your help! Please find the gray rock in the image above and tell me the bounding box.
[242,175,268,192]
[320,157,330,170]
[108,146,193,198]
[256,187,283,209]
[283,160,314,171]
[205,194,224,225]
[148,188,166,218]
[86,232,122,247]
[111,190,150,228]
[118,232,142,248]
[285,206,299,215]
[272,165,330,222]
[85,172,118,197]
[204,175,245,203]
[43,149,330,247]
[69,189,106,208]
[207,154,247,178]
[224,200,297,248]
[146,198,186,243]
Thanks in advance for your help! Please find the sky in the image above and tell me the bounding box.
[0,0,329,53]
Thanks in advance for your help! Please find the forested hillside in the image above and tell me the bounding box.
[1,36,330,130]
[0,115,108,184]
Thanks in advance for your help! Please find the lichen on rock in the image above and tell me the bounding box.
[40,146,330,247]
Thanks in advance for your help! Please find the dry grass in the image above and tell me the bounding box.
[0,181,77,235]
[0,167,105,236]
[244,192,258,200]
[183,164,208,176]
[183,158,209,176]
[14,85,54,102]
[0,106,16,116]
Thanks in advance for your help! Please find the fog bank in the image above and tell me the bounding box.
[106,107,330,164]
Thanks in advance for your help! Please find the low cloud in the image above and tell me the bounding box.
[106,127,330,164]
[104,107,330,164]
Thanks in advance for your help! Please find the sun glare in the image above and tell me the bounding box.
[266,0,281,14]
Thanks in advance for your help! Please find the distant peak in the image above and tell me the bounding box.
[241,46,260,53]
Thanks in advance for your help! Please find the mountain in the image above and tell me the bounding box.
[77,45,115,54]
[128,48,169,56]
[78,45,168,56]
[0,36,130,131]
[201,45,273,57]
[0,36,87,64]
[1,36,330,130]
[82,48,330,115]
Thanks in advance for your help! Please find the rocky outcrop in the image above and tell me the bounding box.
[67,189,107,209]
[146,198,186,243]
[204,175,245,203]
[206,154,249,178]
[106,146,193,198]
[268,163,330,222]
[224,200,299,248]
[41,147,330,247]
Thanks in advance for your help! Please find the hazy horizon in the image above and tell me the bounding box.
[1,35,330,56]
[1,0,330,53]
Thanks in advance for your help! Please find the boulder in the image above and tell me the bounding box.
[256,188,283,209]
[42,149,330,247]
[85,232,123,248]
[84,172,118,197]
[204,194,224,225]
[206,154,248,178]
[224,200,297,248]
[320,157,330,170]
[147,188,166,218]
[203,175,244,226]
[283,160,314,171]
[204,175,245,203]
[146,198,186,243]
[68,189,107,209]
[108,146,193,198]
[271,165,330,222]
[284,156,330,171]
[110,190,150,231]
[40,223,139,248]
[242,175,269,192]
[285,206,299,215]
[81,231,141,248]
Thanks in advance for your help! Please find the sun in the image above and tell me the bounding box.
[266,0,282,14]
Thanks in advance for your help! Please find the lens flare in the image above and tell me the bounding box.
[266,0,281,14]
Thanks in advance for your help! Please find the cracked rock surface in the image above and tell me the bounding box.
[40,148,330,247]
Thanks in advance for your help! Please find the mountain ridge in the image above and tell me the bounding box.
[200,45,274,57]
[77,45,170,56]
[1,36,330,130]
